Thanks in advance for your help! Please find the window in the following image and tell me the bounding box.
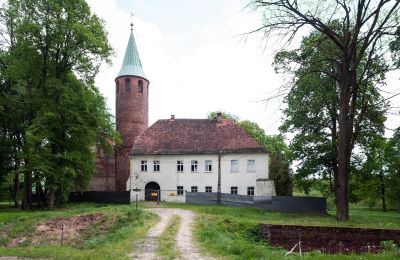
[177,186,184,195]
[125,78,131,91]
[205,186,212,193]
[191,160,198,172]
[141,160,147,172]
[231,186,238,195]
[177,160,184,172]
[138,80,143,93]
[116,81,119,94]
[247,160,255,172]
[231,160,239,172]
[153,160,160,172]
[191,186,198,192]
[205,160,212,172]
[247,187,255,196]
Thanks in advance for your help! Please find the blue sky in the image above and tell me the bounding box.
[87,0,400,136]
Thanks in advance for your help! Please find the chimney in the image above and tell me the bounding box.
[216,112,222,122]
[170,115,175,121]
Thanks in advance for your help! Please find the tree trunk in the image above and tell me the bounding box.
[48,186,55,210]
[379,170,386,212]
[34,174,46,208]
[55,188,61,208]
[22,160,32,210]
[13,170,20,208]
[336,69,352,221]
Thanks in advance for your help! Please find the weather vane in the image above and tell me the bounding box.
[130,11,134,31]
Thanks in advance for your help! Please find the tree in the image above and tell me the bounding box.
[250,0,400,220]
[0,0,116,209]
[386,128,400,211]
[275,29,387,205]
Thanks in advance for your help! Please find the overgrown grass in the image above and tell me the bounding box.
[162,203,400,229]
[156,215,181,259]
[159,203,400,259]
[0,203,157,260]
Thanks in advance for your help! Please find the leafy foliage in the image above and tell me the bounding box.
[0,0,116,208]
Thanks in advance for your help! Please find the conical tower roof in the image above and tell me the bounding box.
[117,30,146,79]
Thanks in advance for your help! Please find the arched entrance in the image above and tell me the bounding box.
[144,182,161,201]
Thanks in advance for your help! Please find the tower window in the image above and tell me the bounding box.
[138,80,143,94]
[116,81,119,94]
[125,78,130,92]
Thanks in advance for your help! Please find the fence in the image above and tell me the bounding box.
[68,191,130,204]
[186,192,326,214]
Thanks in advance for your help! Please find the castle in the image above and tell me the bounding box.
[89,26,275,199]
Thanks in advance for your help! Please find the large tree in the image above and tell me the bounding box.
[250,0,400,220]
[0,0,115,209]
[275,29,387,204]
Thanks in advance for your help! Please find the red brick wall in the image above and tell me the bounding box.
[88,145,116,191]
[115,76,149,191]
[260,224,400,254]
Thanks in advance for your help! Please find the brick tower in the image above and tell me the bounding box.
[115,25,149,191]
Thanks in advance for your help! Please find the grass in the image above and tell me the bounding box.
[159,203,400,259]
[156,215,181,259]
[0,203,157,260]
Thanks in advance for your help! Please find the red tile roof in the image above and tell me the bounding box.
[131,118,266,155]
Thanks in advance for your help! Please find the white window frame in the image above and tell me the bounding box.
[141,160,147,172]
[154,160,160,172]
[230,160,239,172]
[191,186,198,192]
[205,186,212,193]
[191,160,198,172]
[247,160,255,172]
[177,160,184,172]
[231,186,238,195]
[205,160,212,172]
[247,186,255,196]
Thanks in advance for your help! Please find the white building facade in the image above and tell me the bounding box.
[127,116,276,202]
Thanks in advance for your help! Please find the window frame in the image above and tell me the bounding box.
[230,160,239,173]
[247,160,256,172]
[177,160,184,172]
[177,186,184,195]
[191,186,198,192]
[205,160,212,172]
[205,186,212,193]
[153,160,160,172]
[140,160,147,172]
[191,160,198,172]
[231,186,238,195]
[247,186,255,196]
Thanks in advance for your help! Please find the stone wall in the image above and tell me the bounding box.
[88,145,116,191]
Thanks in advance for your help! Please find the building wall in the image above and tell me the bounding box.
[127,153,270,199]
[88,146,116,191]
[115,76,149,191]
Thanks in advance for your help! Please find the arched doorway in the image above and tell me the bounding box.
[144,182,161,201]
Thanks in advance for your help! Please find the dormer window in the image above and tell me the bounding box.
[138,80,143,94]
[125,78,130,92]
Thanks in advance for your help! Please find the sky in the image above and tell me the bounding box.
[86,0,400,136]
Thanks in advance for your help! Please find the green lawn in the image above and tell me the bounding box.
[160,203,400,259]
[0,203,157,260]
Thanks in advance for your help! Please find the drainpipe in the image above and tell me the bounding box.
[217,151,222,205]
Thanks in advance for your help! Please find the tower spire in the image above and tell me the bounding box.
[130,11,134,31]
[117,17,146,79]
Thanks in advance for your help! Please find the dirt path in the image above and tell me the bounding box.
[129,208,214,260]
